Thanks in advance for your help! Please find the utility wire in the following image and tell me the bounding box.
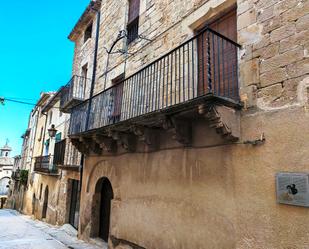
[0,97,62,110]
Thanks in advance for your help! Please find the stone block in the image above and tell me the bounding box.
[274,0,299,16]
[260,48,304,73]
[270,23,296,43]
[253,42,279,60]
[238,9,257,30]
[240,58,260,87]
[257,83,283,103]
[240,85,258,108]
[296,13,309,32]
[286,58,309,79]
[239,24,263,46]
[257,5,274,22]
[260,67,288,87]
[252,33,270,50]
[279,30,309,53]
[281,0,309,22]
[262,16,281,34]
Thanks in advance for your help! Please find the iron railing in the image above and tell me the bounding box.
[69,27,240,135]
[34,156,57,174]
[60,75,91,111]
[53,139,66,165]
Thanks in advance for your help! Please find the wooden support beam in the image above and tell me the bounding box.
[120,133,137,152]
[170,117,192,146]
[93,134,117,153]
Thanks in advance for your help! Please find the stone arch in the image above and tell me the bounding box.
[42,185,49,219]
[86,160,117,194]
[0,177,10,195]
[91,177,114,243]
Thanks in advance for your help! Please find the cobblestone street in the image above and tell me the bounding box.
[0,209,106,249]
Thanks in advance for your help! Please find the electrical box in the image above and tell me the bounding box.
[276,172,309,207]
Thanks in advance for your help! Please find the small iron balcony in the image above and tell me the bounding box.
[60,75,91,113]
[34,156,58,175]
[69,27,240,136]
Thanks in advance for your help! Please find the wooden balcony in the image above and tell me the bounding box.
[69,28,242,154]
[60,75,91,113]
[34,156,58,175]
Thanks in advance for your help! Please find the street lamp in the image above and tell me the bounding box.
[48,124,57,138]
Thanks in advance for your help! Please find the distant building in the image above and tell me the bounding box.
[0,142,13,196]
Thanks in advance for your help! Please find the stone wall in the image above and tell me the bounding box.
[73,0,309,248]
[238,0,309,109]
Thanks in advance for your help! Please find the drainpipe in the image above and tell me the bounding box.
[41,113,48,160]
[82,8,101,191]
[85,9,101,131]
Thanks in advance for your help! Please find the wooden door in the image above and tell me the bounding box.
[197,9,237,98]
[110,74,125,124]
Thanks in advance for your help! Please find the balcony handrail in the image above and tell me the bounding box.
[62,75,92,88]
[72,27,241,109]
[69,27,240,135]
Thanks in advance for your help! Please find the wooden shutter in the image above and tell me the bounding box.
[128,0,140,23]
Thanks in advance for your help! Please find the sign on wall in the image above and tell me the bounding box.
[276,173,309,207]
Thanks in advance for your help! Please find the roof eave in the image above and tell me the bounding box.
[68,0,101,42]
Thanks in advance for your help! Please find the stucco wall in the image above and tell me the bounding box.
[78,105,309,249]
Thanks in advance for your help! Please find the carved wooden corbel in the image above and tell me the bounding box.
[120,133,137,152]
[80,137,102,155]
[132,126,159,147]
[93,134,117,153]
[199,104,240,142]
[170,117,192,146]
[70,138,89,155]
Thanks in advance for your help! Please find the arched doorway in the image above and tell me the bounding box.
[42,186,49,219]
[0,177,10,196]
[93,177,114,242]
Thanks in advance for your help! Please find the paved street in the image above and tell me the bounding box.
[0,209,105,249]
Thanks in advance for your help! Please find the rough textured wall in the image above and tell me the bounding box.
[238,0,309,109]
[78,106,309,249]
[94,0,236,93]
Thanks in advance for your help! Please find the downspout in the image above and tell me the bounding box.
[41,113,48,159]
[85,9,101,131]
[82,8,101,191]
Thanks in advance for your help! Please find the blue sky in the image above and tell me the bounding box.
[0,0,89,156]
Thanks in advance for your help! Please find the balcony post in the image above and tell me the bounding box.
[207,30,212,93]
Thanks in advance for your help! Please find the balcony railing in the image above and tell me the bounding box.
[60,75,91,113]
[69,27,240,135]
[34,156,58,175]
[53,139,66,166]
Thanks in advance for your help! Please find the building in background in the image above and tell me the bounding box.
[0,142,14,207]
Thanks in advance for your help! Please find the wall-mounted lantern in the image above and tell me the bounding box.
[48,125,57,138]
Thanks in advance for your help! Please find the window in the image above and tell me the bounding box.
[127,0,140,44]
[84,23,93,43]
[55,132,62,143]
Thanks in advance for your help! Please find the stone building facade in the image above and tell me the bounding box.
[7,92,83,229]
[60,0,309,248]
[9,0,309,248]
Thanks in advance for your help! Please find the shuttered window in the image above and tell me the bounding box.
[127,0,140,44]
[128,0,140,23]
